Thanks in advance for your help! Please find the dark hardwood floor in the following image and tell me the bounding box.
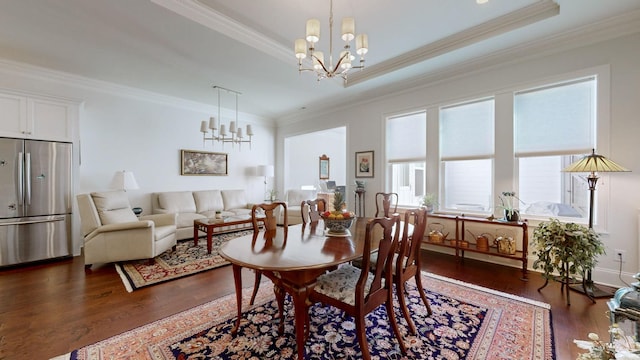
[0,249,611,359]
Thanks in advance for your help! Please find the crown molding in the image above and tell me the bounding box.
[388,8,640,94]
[346,0,560,87]
[150,0,292,64]
[0,57,276,124]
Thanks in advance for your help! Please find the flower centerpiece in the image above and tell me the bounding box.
[321,191,355,235]
[498,191,523,221]
[575,324,640,359]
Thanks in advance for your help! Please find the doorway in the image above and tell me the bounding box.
[283,127,346,192]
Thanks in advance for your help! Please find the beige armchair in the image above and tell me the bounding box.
[77,191,177,267]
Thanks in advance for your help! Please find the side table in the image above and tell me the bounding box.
[354,189,366,217]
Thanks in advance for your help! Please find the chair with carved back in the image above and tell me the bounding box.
[375,192,399,218]
[394,208,431,334]
[307,215,407,359]
[300,198,327,228]
[249,201,288,306]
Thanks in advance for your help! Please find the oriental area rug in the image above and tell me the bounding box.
[55,272,555,360]
[115,230,253,292]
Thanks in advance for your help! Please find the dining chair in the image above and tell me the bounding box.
[307,215,407,359]
[249,201,288,306]
[394,208,431,334]
[375,192,399,217]
[300,198,327,226]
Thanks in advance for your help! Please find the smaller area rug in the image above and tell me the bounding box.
[115,230,253,292]
[57,272,555,360]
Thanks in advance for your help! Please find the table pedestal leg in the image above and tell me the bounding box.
[231,264,243,335]
[291,286,311,360]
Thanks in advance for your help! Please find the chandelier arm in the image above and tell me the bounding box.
[332,52,349,73]
[312,54,331,74]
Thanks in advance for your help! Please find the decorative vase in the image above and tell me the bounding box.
[504,209,519,222]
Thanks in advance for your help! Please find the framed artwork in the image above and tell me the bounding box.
[319,154,330,180]
[180,149,228,175]
[355,150,374,178]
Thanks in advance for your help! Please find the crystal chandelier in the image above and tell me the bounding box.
[200,85,253,150]
[294,0,368,82]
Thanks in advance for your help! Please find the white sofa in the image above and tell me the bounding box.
[151,189,254,240]
[280,189,317,225]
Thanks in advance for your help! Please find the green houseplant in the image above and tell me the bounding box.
[532,218,605,284]
[497,191,522,221]
[420,193,438,213]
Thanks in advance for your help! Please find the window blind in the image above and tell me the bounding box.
[386,111,426,162]
[440,98,494,161]
[514,77,595,157]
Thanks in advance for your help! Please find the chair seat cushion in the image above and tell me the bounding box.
[314,264,379,306]
[352,252,407,274]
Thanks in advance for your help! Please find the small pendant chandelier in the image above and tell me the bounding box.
[294,0,368,83]
[199,85,253,150]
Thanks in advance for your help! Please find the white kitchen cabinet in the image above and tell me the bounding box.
[0,91,77,142]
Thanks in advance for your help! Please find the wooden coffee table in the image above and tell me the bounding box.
[193,215,263,254]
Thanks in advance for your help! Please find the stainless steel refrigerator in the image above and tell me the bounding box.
[0,138,72,266]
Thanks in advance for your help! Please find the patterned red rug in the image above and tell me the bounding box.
[54,272,555,359]
[115,230,253,292]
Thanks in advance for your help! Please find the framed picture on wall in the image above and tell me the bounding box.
[355,151,374,178]
[319,154,330,179]
[180,149,228,175]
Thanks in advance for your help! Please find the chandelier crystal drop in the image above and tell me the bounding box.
[294,0,368,83]
[199,85,253,150]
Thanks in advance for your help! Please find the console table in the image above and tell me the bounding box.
[424,213,529,280]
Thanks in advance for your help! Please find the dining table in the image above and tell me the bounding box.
[218,217,412,360]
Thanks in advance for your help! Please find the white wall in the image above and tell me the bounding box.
[276,32,640,288]
[284,127,346,192]
[0,62,276,255]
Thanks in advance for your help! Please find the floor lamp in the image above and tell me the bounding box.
[256,165,274,201]
[563,149,630,298]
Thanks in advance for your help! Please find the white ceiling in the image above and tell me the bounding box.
[0,0,639,121]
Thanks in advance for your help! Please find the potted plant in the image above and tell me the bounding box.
[268,189,278,201]
[498,191,522,221]
[531,218,605,285]
[420,193,438,213]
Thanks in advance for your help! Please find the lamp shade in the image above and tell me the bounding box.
[563,149,630,173]
[112,170,139,191]
[256,165,274,177]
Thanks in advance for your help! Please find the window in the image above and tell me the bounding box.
[440,99,494,212]
[515,78,595,220]
[386,112,426,206]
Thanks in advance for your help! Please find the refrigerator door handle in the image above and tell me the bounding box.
[25,152,31,205]
[17,152,24,205]
[0,216,66,226]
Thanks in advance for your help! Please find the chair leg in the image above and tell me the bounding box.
[414,273,432,316]
[396,281,417,335]
[355,312,371,360]
[386,292,408,356]
[249,270,262,305]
